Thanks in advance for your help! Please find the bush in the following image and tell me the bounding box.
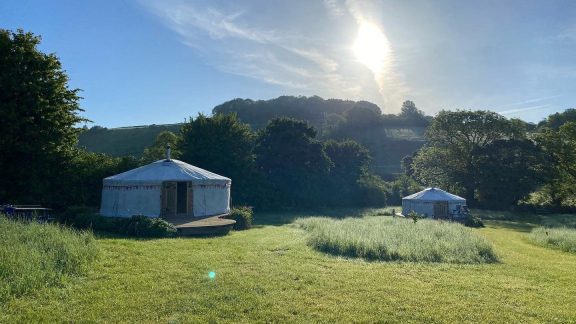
[296,217,499,264]
[59,208,176,238]
[528,227,576,253]
[224,206,253,230]
[125,215,177,238]
[463,213,484,228]
[0,215,97,302]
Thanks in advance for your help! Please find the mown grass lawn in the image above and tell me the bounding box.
[1,208,576,322]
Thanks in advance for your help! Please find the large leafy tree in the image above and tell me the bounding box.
[255,118,332,207]
[142,131,181,163]
[0,29,87,205]
[533,122,576,208]
[179,113,255,205]
[413,110,525,204]
[323,140,372,206]
[474,139,549,208]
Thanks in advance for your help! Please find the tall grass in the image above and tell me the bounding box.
[528,227,576,253]
[0,216,98,302]
[296,217,498,263]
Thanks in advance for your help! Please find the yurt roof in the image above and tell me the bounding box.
[402,187,465,202]
[104,159,231,183]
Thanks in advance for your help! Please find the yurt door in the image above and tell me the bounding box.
[433,202,449,219]
[162,182,177,216]
[176,182,187,214]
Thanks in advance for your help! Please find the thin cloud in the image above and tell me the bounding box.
[498,104,552,115]
[494,95,561,109]
[140,0,409,111]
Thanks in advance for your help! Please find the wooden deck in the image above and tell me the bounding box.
[162,214,236,236]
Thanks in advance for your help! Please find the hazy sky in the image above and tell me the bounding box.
[2,0,575,127]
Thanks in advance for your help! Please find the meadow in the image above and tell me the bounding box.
[296,217,498,263]
[529,226,576,253]
[1,208,575,322]
[0,216,97,303]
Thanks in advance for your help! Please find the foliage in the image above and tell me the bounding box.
[78,124,183,157]
[413,110,527,204]
[0,29,87,205]
[125,215,178,238]
[0,215,97,302]
[473,139,549,208]
[537,108,576,130]
[60,209,176,238]
[179,113,256,205]
[255,118,332,207]
[531,122,576,209]
[224,206,253,230]
[142,131,181,163]
[463,213,484,228]
[407,210,423,223]
[60,150,140,207]
[528,227,576,253]
[296,216,498,263]
[386,175,422,205]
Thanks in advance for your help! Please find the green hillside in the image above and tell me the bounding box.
[78,96,428,176]
[78,124,183,157]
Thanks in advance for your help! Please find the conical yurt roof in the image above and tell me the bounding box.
[104,159,230,185]
[402,187,465,202]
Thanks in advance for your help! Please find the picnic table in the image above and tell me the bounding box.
[1,204,54,222]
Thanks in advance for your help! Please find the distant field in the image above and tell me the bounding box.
[1,208,575,322]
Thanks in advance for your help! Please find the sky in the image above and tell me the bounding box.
[1,0,575,127]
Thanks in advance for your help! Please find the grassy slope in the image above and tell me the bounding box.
[1,209,576,322]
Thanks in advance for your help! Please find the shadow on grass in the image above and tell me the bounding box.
[474,209,576,233]
[483,220,535,233]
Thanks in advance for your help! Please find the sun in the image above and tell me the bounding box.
[353,21,391,74]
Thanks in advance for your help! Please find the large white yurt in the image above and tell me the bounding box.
[402,187,466,219]
[100,152,231,218]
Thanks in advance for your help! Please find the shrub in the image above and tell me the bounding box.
[59,208,176,238]
[528,227,576,253]
[407,210,423,223]
[125,215,177,238]
[0,215,97,302]
[224,206,253,230]
[296,217,499,264]
[463,213,484,228]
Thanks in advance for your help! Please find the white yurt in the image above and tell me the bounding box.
[100,149,230,218]
[402,187,466,219]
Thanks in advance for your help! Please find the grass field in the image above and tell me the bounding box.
[529,227,576,253]
[0,216,97,303]
[296,217,498,263]
[1,208,575,322]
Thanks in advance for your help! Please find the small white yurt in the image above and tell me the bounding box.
[100,149,230,218]
[402,187,466,219]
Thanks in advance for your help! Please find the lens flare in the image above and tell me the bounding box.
[353,21,391,74]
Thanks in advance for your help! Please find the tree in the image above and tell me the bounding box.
[532,122,576,208]
[142,131,180,163]
[474,139,549,208]
[255,118,332,207]
[413,110,525,204]
[0,29,87,206]
[323,140,373,206]
[179,113,255,205]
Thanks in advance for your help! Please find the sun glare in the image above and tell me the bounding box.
[353,21,391,74]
